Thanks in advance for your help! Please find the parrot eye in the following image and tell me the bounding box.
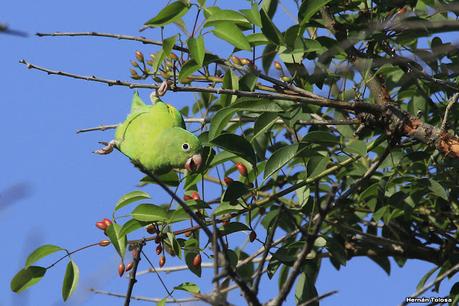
[182,143,190,152]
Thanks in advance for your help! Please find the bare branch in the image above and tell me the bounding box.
[124,241,144,306]
[441,93,459,131]
[297,290,339,306]
[90,289,199,304]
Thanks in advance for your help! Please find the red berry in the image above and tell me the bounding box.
[222,220,230,226]
[156,244,163,255]
[183,195,193,201]
[236,163,248,177]
[223,177,234,185]
[125,262,134,272]
[118,262,125,277]
[191,191,200,201]
[98,240,110,247]
[192,254,202,267]
[103,218,113,228]
[96,221,107,231]
[146,224,157,234]
[159,256,166,267]
[155,235,162,244]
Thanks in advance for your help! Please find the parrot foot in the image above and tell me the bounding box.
[94,140,116,155]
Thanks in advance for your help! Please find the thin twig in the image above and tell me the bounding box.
[90,289,199,304]
[441,93,459,131]
[124,241,144,306]
[400,262,459,306]
[76,118,359,133]
[267,187,337,306]
[141,250,174,298]
[297,290,339,306]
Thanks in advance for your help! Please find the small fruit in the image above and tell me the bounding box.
[236,162,248,177]
[183,194,193,201]
[96,221,107,231]
[159,255,166,267]
[249,231,257,242]
[240,58,251,65]
[184,230,192,237]
[281,76,291,82]
[223,177,234,185]
[222,220,230,226]
[231,55,242,66]
[169,53,178,60]
[274,61,282,70]
[125,262,134,272]
[155,235,162,244]
[118,262,125,277]
[192,254,202,267]
[131,60,139,67]
[103,218,113,227]
[98,240,110,247]
[135,50,144,62]
[146,224,157,234]
[156,244,163,255]
[191,191,200,201]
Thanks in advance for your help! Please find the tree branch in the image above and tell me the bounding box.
[124,241,144,306]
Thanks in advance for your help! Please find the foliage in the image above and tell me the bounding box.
[11,0,459,305]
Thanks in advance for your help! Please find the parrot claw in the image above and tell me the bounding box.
[94,140,116,155]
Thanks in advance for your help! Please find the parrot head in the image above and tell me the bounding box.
[155,127,203,173]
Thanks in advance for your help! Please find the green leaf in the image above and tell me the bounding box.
[204,10,250,27]
[120,219,149,237]
[307,156,329,178]
[344,139,367,157]
[11,266,46,293]
[144,1,190,27]
[179,60,201,82]
[174,282,200,294]
[213,201,245,216]
[139,171,180,187]
[252,113,279,141]
[151,35,178,74]
[197,0,206,7]
[187,36,205,67]
[246,33,269,47]
[417,267,439,291]
[184,239,201,277]
[295,272,318,305]
[62,261,79,301]
[131,204,169,222]
[222,181,250,203]
[298,0,332,25]
[208,107,237,140]
[106,223,127,259]
[157,297,167,306]
[115,191,151,211]
[211,133,257,165]
[220,222,250,235]
[264,144,299,180]
[232,98,284,112]
[219,69,239,106]
[167,232,182,259]
[302,131,340,144]
[262,44,277,74]
[429,179,448,200]
[212,21,251,51]
[369,256,391,275]
[25,244,63,268]
[240,3,262,27]
[261,0,278,18]
[260,9,284,45]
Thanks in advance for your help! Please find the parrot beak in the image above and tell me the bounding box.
[185,154,202,172]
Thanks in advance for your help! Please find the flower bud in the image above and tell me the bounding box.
[98,240,110,247]
[183,194,193,201]
[231,55,242,66]
[156,244,163,255]
[236,162,248,177]
[155,235,162,244]
[184,230,192,237]
[135,50,144,62]
[131,60,139,67]
[146,224,157,234]
[169,53,178,60]
[96,221,107,231]
[191,191,200,201]
[159,255,166,267]
[240,58,251,65]
[118,262,125,277]
[103,218,113,227]
[274,61,282,70]
[223,177,234,185]
[125,262,134,272]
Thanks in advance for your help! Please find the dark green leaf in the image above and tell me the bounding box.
[11,266,46,293]
[144,1,190,27]
[204,10,250,27]
[139,171,180,187]
[208,107,237,140]
[260,9,284,45]
[264,144,299,180]
[262,44,277,74]
[302,131,340,144]
[417,267,439,291]
[115,191,151,211]
[298,0,332,25]
[220,222,250,235]
[429,179,448,200]
[369,256,391,275]
[232,98,284,112]
[25,244,63,268]
[120,219,149,237]
[252,112,279,141]
[62,261,79,301]
[222,181,250,203]
[344,139,367,157]
[211,133,257,165]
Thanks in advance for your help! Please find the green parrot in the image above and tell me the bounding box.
[96,92,202,175]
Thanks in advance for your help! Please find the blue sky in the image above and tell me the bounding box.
[1,1,456,305]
